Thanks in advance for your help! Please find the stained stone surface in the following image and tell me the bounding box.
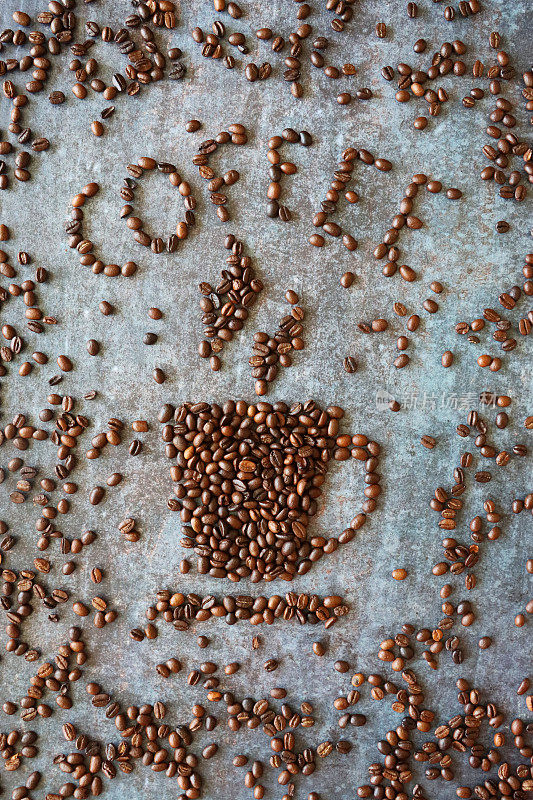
[0,1,531,798]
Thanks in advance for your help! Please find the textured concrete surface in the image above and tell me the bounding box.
[0,0,531,798]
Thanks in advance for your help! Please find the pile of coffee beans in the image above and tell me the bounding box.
[159,399,381,581]
[250,290,305,394]
[193,125,247,222]
[197,236,263,370]
[66,182,138,277]
[265,128,312,221]
[310,147,392,250]
[120,158,197,253]
[134,590,349,639]
[373,174,461,280]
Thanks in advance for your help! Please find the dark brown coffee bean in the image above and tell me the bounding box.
[343,356,357,373]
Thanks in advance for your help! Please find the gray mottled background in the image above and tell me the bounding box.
[0,0,531,798]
